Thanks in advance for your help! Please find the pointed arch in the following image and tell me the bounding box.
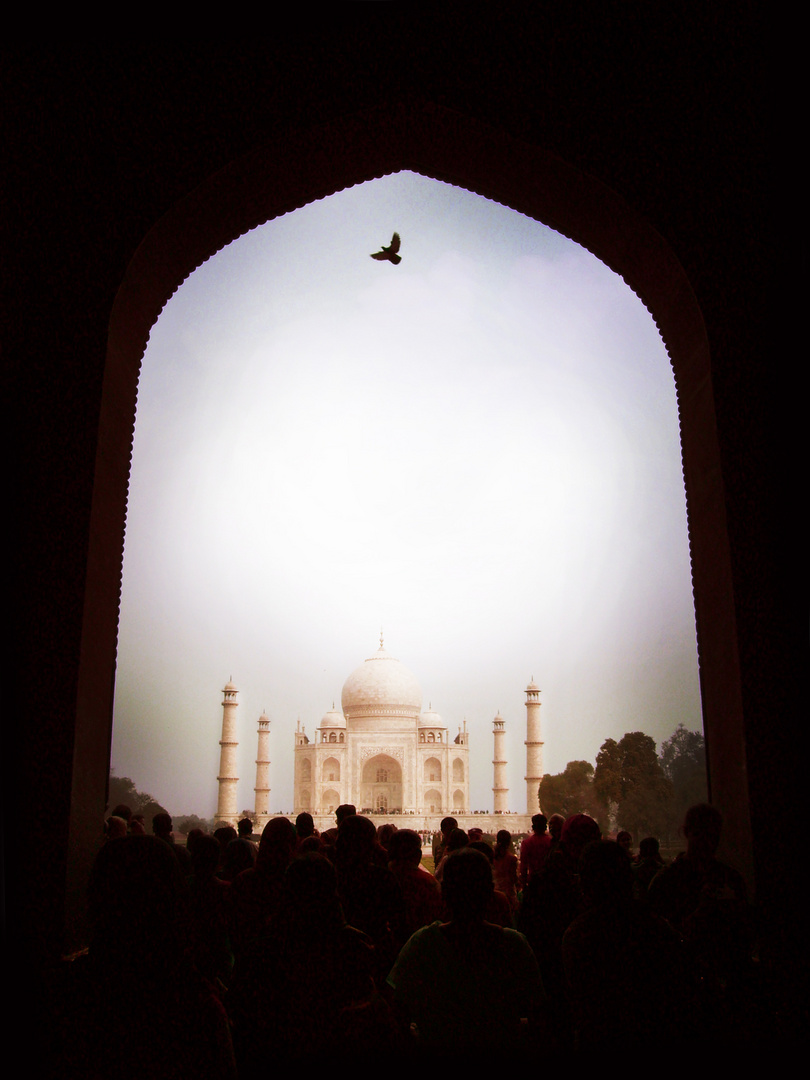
[72,101,749,932]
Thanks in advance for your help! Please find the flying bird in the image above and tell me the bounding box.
[370,232,401,264]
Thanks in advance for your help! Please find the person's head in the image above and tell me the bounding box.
[152,812,173,839]
[440,816,458,839]
[185,827,206,856]
[446,828,469,853]
[531,813,548,835]
[467,827,484,843]
[336,813,377,863]
[190,832,221,878]
[298,834,322,855]
[110,803,132,823]
[579,839,634,906]
[561,813,601,861]
[469,840,494,864]
[335,804,356,826]
[237,817,254,838]
[223,837,257,877]
[441,848,494,922]
[377,822,398,849]
[616,830,632,853]
[277,852,343,930]
[257,816,297,870]
[88,834,187,966]
[548,813,565,840]
[295,812,315,838]
[638,836,661,861]
[319,827,338,849]
[495,829,512,856]
[106,816,128,840]
[213,825,237,853]
[387,828,424,868]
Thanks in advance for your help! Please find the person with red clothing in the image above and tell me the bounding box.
[518,814,552,890]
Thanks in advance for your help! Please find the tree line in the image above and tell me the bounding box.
[538,724,707,844]
[107,773,215,835]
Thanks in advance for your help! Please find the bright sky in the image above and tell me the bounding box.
[110,171,702,818]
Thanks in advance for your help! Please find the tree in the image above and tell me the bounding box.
[539,760,607,830]
[593,739,623,810]
[175,814,213,835]
[593,732,674,839]
[659,724,707,829]
[107,772,168,825]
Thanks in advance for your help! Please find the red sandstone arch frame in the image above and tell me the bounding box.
[71,102,750,922]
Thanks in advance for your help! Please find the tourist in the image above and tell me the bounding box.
[387,847,545,1054]
[562,839,698,1050]
[228,852,398,1068]
[387,828,442,944]
[492,829,519,912]
[518,813,552,889]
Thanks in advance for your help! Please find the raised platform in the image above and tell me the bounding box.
[254,811,533,839]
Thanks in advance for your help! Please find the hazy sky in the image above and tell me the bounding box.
[110,171,702,818]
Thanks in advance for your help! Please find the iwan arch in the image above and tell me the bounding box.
[27,99,767,958]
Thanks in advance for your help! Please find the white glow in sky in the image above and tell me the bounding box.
[111,171,702,817]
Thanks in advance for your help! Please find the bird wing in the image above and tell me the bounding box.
[370,233,401,261]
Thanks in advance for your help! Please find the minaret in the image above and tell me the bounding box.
[492,712,508,814]
[254,710,271,826]
[524,679,543,815]
[216,679,239,825]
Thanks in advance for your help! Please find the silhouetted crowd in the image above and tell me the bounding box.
[51,800,772,1073]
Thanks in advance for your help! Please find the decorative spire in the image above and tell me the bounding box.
[379,627,384,650]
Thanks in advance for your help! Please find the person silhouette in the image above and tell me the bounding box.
[387,847,545,1055]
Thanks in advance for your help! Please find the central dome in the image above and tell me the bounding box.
[341,643,422,725]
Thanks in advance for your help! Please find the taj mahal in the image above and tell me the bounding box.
[215,637,544,836]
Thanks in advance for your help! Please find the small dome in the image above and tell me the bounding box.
[320,704,345,728]
[419,705,445,728]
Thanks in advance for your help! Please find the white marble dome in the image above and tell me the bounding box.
[419,706,445,728]
[341,643,422,724]
[320,705,345,728]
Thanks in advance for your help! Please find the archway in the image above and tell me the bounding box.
[71,99,748,940]
[321,757,341,783]
[424,758,442,783]
[361,753,403,814]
